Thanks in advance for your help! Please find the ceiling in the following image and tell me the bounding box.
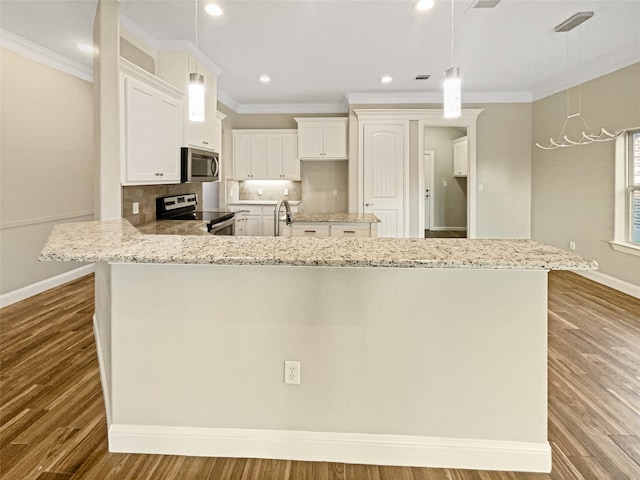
[1,0,639,113]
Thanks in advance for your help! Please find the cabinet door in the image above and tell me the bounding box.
[262,215,275,236]
[154,94,181,182]
[124,77,180,184]
[322,123,348,159]
[235,216,246,236]
[234,134,252,179]
[281,134,300,179]
[266,135,283,179]
[250,135,268,179]
[453,139,468,177]
[245,216,262,236]
[298,124,323,158]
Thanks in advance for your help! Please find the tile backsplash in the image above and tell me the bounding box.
[239,180,301,202]
[122,184,203,226]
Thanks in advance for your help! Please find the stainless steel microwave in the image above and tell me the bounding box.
[181,147,219,182]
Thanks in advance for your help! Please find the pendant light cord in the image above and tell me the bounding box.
[450,0,455,67]
[194,0,199,75]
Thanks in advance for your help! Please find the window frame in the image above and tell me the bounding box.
[611,129,640,256]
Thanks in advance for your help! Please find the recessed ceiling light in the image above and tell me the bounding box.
[77,43,95,54]
[205,3,223,16]
[381,75,393,84]
[259,74,271,83]
[414,0,435,12]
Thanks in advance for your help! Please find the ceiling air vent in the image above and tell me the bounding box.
[415,75,431,80]
[554,12,594,32]
[471,0,501,8]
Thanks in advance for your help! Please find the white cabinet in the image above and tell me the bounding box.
[120,60,184,185]
[156,51,219,152]
[287,222,377,238]
[291,224,331,237]
[295,118,348,160]
[233,130,299,180]
[453,136,468,177]
[231,203,300,236]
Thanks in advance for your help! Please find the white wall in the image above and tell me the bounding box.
[0,48,95,296]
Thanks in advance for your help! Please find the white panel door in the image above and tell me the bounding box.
[363,124,405,238]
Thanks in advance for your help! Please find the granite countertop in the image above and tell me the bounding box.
[292,213,380,223]
[136,220,211,236]
[40,219,597,271]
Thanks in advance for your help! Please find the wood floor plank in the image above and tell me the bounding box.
[1,271,639,479]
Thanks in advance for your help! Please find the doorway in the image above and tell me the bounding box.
[419,126,468,238]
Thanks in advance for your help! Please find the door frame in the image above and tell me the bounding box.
[353,109,483,239]
[418,150,435,234]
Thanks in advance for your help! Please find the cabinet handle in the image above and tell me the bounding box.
[304,230,316,233]
[344,230,356,234]
[365,203,373,207]
[203,141,209,145]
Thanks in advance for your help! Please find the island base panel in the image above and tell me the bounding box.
[99,263,550,472]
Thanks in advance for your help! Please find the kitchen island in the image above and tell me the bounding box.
[40,219,596,473]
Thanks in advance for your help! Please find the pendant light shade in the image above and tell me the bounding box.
[443,67,461,119]
[189,73,205,122]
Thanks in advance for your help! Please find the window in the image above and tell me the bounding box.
[612,129,640,256]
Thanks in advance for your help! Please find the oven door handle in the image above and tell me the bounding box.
[211,157,220,178]
[208,215,235,234]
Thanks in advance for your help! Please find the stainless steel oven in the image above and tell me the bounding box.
[208,215,235,235]
[156,193,235,235]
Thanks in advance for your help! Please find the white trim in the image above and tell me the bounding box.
[0,29,93,82]
[108,424,551,473]
[93,314,112,425]
[217,90,241,113]
[610,241,640,257]
[347,91,532,105]
[0,264,95,308]
[0,210,95,230]
[119,16,160,52]
[575,270,640,300]
[430,226,468,232]
[236,103,349,114]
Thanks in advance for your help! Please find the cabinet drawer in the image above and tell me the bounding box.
[291,224,330,237]
[330,224,371,237]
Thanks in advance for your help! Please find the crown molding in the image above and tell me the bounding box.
[234,102,349,115]
[346,90,532,105]
[530,49,640,101]
[0,29,93,82]
[217,90,241,113]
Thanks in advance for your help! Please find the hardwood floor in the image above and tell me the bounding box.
[1,271,639,479]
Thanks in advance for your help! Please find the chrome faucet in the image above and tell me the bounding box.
[274,199,294,236]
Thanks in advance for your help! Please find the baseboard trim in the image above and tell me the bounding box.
[0,264,95,308]
[429,226,467,232]
[93,314,112,425]
[575,270,640,299]
[108,425,551,473]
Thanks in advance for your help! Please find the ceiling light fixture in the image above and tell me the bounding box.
[414,0,434,12]
[204,3,223,16]
[443,0,461,118]
[188,0,205,122]
[381,75,392,84]
[535,12,636,150]
[259,74,271,83]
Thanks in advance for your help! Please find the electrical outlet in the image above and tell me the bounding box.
[569,241,576,251]
[332,189,338,196]
[284,188,289,196]
[478,184,484,192]
[443,180,448,187]
[132,202,139,214]
[284,360,300,385]
[258,188,263,196]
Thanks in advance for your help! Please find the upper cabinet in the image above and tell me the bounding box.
[233,130,299,180]
[156,51,219,152]
[120,59,184,185]
[453,136,468,177]
[295,118,348,160]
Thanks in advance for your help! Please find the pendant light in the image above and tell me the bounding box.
[189,0,205,122]
[443,0,461,118]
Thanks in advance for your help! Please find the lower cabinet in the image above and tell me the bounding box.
[287,223,377,238]
[232,204,300,236]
